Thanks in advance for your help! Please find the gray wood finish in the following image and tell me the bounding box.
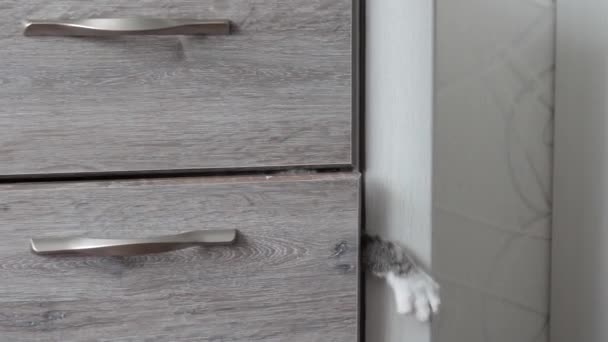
[0,173,360,341]
[0,0,353,176]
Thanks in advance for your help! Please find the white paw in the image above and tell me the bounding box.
[386,270,440,322]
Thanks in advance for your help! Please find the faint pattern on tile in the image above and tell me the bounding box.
[434,208,550,313]
[433,0,555,341]
[433,281,548,342]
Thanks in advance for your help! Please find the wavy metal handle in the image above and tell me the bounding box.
[30,229,238,256]
[23,18,231,36]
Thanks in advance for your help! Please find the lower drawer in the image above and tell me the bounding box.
[0,173,360,341]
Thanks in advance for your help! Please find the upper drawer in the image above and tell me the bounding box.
[0,0,354,176]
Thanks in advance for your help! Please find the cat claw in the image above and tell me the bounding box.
[386,269,440,322]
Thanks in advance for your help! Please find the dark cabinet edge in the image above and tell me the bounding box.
[0,164,355,184]
[352,0,363,173]
[0,171,361,190]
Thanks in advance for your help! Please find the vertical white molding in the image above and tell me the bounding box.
[552,0,608,341]
[364,0,434,341]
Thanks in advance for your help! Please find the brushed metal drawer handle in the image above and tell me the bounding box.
[30,229,237,256]
[23,18,231,36]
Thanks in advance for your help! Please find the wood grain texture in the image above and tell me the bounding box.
[0,173,360,341]
[0,0,353,176]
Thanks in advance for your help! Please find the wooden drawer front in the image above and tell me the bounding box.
[0,0,353,176]
[0,173,359,341]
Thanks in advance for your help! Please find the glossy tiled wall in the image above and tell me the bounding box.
[433,1,555,341]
